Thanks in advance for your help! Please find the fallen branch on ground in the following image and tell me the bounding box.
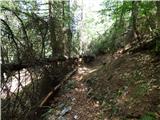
[39,68,77,107]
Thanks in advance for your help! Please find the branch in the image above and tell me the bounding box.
[1,19,20,62]
[1,6,31,47]
[39,68,77,107]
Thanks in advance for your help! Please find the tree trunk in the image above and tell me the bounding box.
[41,35,45,58]
[67,0,72,57]
[62,0,66,56]
[132,1,139,40]
[156,1,160,29]
[48,1,58,57]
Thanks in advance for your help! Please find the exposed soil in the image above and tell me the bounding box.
[85,51,160,120]
[43,51,160,120]
[44,65,102,120]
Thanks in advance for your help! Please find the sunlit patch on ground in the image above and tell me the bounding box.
[78,66,90,74]
[46,65,101,119]
[1,69,32,98]
[78,66,97,74]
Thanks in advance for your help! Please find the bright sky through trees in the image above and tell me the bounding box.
[76,0,113,53]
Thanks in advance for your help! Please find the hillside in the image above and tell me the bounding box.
[86,51,160,119]
[38,49,160,120]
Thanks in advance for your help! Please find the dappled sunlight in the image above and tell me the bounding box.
[1,0,160,119]
[116,91,129,105]
[52,65,102,119]
[1,69,33,98]
[78,66,90,74]
[78,66,97,74]
[75,87,87,92]
[93,101,100,107]
[88,68,97,73]
[75,66,97,81]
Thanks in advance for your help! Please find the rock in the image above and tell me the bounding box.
[71,97,76,101]
[60,106,72,116]
[73,115,78,119]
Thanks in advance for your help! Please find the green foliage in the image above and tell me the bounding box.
[140,112,156,120]
[89,1,159,54]
[128,70,144,84]
[40,107,54,120]
[133,83,149,98]
[1,0,74,63]
[139,1,156,16]
[121,70,150,97]
[89,39,108,54]
[64,80,76,92]
[89,25,120,54]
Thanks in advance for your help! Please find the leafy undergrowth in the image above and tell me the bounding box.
[85,51,160,120]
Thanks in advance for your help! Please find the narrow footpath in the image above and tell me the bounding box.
[47,64,102,120]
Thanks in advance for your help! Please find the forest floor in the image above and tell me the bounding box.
[44,64,102,120]
[43,50,160,120]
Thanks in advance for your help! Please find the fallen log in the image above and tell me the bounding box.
[2,55,95,74]
[1,57,77,74]
[129,38,156,53]
[1,63,29,73]
[122,37,157,54]
[39,68,77,107]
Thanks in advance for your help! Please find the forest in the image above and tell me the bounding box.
[1,0,160,120]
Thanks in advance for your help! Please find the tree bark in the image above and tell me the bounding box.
[132,1,139,40]
[48,1,58,57]
[156,1,160,29]
[67,0,72,57]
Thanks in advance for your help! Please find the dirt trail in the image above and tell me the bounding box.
[44,52,160,120]
[47,64,102,120]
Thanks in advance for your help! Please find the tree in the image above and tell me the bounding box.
[131,1,139,40]
[156,1,160,30]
